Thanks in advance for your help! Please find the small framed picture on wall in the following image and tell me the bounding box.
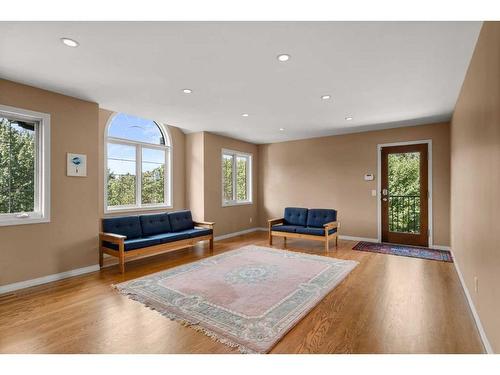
[67,153,87,177]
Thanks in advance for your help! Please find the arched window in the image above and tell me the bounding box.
[105,113,172,212]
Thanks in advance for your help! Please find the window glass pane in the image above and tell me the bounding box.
[142,148,165,205]
[222,154,234,202]
[108,113,165,145]
[107,143,136,161]
[0,117,36,214]
[107,154,136,207]
[236,156,248,201]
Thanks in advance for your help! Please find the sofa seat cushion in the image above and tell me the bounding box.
[103,236,161,251]
[283,207,308,226]
[102,216,143,239]
[147,231,191,244]
[181,228,213,238]
[139,213,171,236]
[306,209,337,228]
[168,210,194,232]
[271,224,303,233]
[296,227,338,236]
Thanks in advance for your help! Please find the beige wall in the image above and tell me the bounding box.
[203,132,259,237]
[185,132,205,221]
[258,122,451,246]
[0,79,99,285]
[98,109,186,218]
[451,22,500,353]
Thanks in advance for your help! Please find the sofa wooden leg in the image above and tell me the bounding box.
[335,235,338,248]
[118,244,125,274]
[284,236,287,248]
[269,232,273,246]
[209,237,214,254]
[325,238,329,253]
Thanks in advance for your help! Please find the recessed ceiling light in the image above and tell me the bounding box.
[321,95,331,100]
[60,38,79,48]
[279,128,285,131]
[241,113,249,117]
[277,54,290,62]
[345,116,353,121]
[182,89,193,94]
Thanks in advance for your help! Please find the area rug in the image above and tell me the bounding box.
[114,245,358,353]
[353,241,453,262]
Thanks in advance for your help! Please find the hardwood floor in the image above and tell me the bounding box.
[0,231,484,354]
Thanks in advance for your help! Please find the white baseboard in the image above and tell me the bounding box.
[451,250,493,354]
[215,227,266,241]
[0,264,100,295]
[339,235,378,243]
[431,244,451,251]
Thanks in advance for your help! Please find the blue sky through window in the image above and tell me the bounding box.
[108,113,165,145]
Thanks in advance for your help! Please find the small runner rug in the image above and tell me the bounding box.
[353,241,453,262]
[115,245,358,353]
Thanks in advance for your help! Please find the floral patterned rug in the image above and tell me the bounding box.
[114,245,358,353]
[353,241,453,262]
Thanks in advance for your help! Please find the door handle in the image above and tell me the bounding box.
[382,189,388,196]
[382,198,388,201]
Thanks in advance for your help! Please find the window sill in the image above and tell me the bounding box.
[222,201,253,208]
[105,205,173,215]
[0,216,50,227]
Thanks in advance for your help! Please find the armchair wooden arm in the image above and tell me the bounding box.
[99,232,126,244]
[323,221,339,229]
[268,217,284,226]
[193,221,215,229]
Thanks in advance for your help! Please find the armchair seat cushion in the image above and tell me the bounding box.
[181,228,213,238]
[306,209,337,228]
[271,224,303,233]
[103,236,161,251]
[147,232,191,244]
[296,226,337,236]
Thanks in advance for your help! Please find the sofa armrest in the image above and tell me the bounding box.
[268,218,284,227]
[193,221,215,229]
[323,221,338,229]
[99,232,126,244]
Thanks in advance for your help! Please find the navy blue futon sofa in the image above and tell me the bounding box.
[268,207,338,252]
[99,210,214,273]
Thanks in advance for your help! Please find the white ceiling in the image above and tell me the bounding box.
[0,22,481,144]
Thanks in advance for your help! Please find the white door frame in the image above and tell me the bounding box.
[376,139,433,247]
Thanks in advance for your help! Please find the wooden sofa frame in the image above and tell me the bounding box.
[99,221,214,273]
[268,218,338,253]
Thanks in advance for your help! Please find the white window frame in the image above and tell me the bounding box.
[221,148,252,207]
[104,114,172,213]
[0,104,50,227]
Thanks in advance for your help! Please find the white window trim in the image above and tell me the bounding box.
[104,113,173,214]
[0,104,50,227]
[221,148,253,207]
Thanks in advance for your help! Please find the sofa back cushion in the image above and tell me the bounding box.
[168,210,194,232]
[139,213,171,236]
[283,207,308,226]
[306,209,337,228]
[102,216,143,239]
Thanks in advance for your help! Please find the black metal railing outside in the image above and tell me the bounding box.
[389,195,420,233]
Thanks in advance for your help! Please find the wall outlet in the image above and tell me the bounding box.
[249,217,253,223]
[371,189,377,197]
[474,276,479,293]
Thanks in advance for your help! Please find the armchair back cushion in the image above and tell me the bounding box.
[168,210,195,232]
[102,216,143,239]
[139,213,172,236]
[306,209,337,228]
[283,207,308,226]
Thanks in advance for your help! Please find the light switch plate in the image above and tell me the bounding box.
[371,189,377,197]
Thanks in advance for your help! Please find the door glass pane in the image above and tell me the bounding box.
[0,117,36,214]
[142,148,165,205]
[107,143,136,206]
[236,156,248,201]
[222,154,234,202]
[388,152,421,233]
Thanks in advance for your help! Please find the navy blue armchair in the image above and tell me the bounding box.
[268,207,338,252]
